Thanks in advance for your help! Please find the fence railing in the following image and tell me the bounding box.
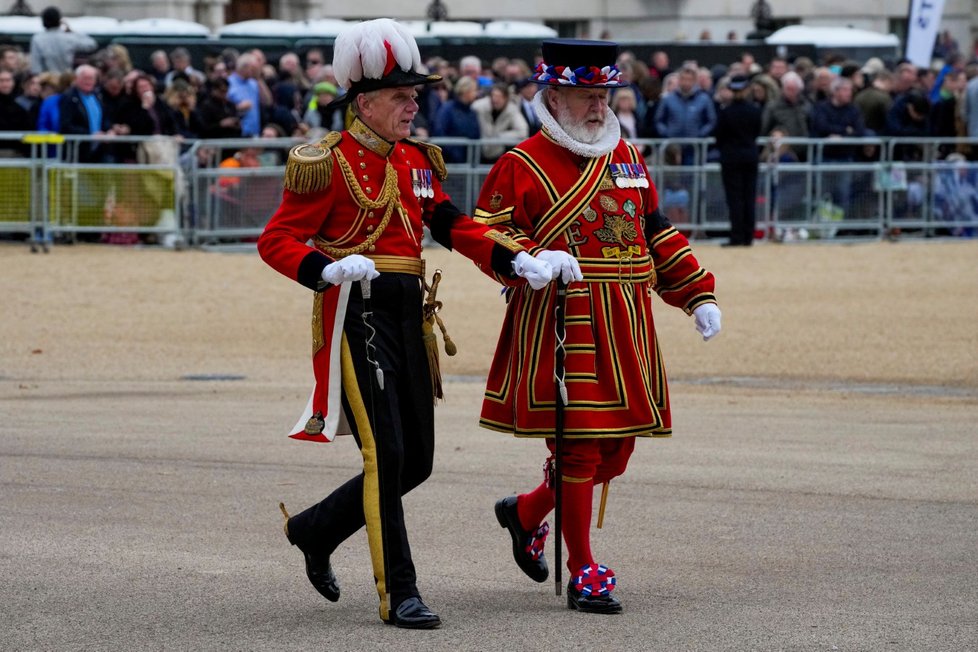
[3,133,978,249]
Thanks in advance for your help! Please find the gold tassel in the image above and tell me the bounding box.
[422,317,443,400]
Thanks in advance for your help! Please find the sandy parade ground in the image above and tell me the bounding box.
[2,239,977,650]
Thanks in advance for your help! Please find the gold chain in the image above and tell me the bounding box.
[317,150,404,257]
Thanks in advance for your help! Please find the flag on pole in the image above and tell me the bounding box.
[905,0,947,68]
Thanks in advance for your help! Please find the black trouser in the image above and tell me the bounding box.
[287,273,434,618]
[721,160,759,245]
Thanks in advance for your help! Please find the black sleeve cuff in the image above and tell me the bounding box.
[644,208,673,242]
[297,249,333,291]
[430,199,461,250]
[491,244,518,278]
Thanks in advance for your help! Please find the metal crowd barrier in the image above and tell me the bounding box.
[3,133,978,250]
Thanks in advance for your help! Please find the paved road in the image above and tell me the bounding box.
[2,377,976,651]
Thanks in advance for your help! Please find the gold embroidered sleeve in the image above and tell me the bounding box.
[283,131,342,194]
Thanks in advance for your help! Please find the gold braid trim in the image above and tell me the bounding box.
[283,132,342,194]
[316,149,404,258]
[405,137,448,181]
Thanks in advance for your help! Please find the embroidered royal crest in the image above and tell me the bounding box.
[489,190,503,210]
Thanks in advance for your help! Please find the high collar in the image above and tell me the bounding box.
[532,90,620,159]
[349,117,395,157]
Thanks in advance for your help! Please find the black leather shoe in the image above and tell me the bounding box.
[302,550,340,602]
[280,502,340,602]
[494,496,548,583]
[385,597,441,629]
[567,581,623,614]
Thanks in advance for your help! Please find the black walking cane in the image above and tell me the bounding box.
[552,279,568,596]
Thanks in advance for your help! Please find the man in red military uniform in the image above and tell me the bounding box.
[473,40,723,614]
[257,19,552,629]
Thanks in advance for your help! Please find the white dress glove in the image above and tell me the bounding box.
[512,251,553,291]
[534,249,584,284]
[692,304,722,341]
[321,254,380,285]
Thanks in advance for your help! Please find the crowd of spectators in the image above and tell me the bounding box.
[2,13,978,236]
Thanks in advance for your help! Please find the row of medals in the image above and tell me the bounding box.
[610,163,650,189]
[412,168,435,198]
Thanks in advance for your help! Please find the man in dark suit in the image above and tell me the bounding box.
[59,64,112,162]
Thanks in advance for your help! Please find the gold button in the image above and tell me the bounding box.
[358,150,365,157]
[368,245,376,252]
[365,187,372,193]
[359,162,366,169]
[401,149,406,155]
[366,225,375,232]
[362,175,369,181]
[368,211,375,218]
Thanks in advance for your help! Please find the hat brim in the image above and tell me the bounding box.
[528,79,628,88]
[326,70,442,109]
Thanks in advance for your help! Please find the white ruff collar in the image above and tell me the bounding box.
[532,90,621,158]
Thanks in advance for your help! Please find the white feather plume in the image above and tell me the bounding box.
[332,18,423,89]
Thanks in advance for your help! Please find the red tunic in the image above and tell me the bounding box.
[258,118,524,442]
[474,130,717,439]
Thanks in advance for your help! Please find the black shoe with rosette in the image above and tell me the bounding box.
[566,563,622,614]
[494,496,549,583]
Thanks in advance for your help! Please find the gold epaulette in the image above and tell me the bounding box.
[283,131,342,194]
[405,137,448,181]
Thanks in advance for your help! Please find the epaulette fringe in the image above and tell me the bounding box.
[283,131,342,194]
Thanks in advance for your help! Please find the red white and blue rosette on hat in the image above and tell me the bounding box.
[531,63,623,87]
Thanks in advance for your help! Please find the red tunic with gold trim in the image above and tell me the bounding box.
[474,130,717,439]
[258,118,524,442]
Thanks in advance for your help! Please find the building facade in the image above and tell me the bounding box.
[13,0,976,61]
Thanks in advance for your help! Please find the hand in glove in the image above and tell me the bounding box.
[534,249,583,285]
[692,304,722,341]
[512,251,553,291]
[321,254,380,285]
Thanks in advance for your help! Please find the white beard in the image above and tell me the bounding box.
[532,90,621,158]
[555,103,607,144]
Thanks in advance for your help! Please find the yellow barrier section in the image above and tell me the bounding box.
[47,167,176,228]
[0,167,32,223]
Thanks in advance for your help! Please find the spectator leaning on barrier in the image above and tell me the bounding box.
[653,62,717,164]
[59,64,113,163]
[471,83,528,163]
[884,90,930,162]
[29,6,97,75]
[761,70,811,160]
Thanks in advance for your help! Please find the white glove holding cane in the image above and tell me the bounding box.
[692,304,722,341]
[534,249,583,285]
[321,254,380,285]
[512,251,553,290]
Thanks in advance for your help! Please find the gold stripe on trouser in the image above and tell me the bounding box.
[340,334,390,622]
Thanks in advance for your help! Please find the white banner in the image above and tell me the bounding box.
[905,0,947,67]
